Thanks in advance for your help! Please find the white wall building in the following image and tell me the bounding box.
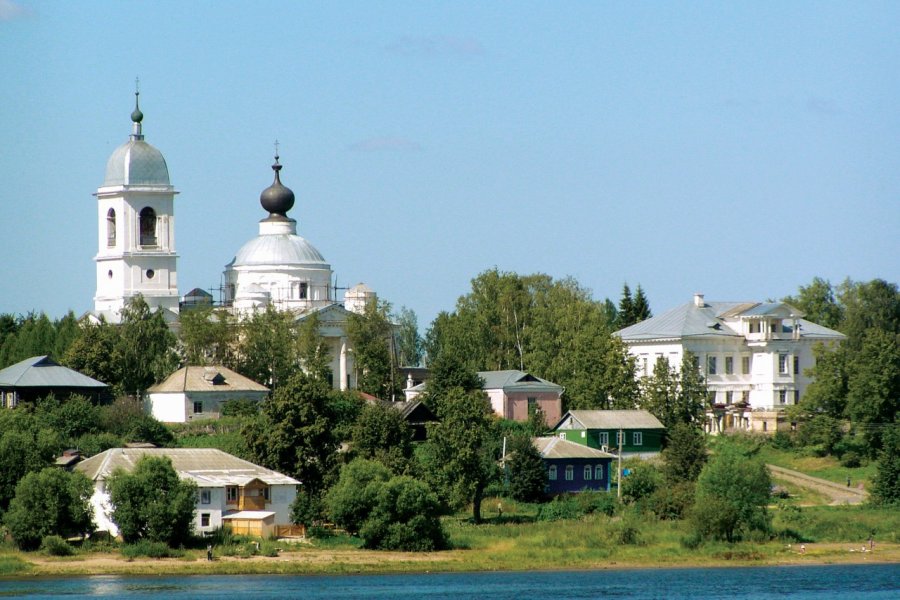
[93,92,179,323]
[145,365,269,423]
[616,293,845,434]
[75,448,299,538]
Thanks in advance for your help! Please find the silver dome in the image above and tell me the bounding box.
[103,140,170,186]
[230,233,329,268]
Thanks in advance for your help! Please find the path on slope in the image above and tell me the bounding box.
[768,464,867,506]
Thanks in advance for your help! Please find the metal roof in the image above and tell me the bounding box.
[616,299,844,342]
[533,436,614,459]
[103,139,171,187]
[0,356,108,389]
[555,410,665,431]
[75,448,300,487]
[477,370,563,393]
[147,365,269,394]
[222,511,276,520]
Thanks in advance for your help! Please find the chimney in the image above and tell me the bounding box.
[694,293,705,307]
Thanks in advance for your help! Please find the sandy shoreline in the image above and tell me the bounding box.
[6,542,897,579]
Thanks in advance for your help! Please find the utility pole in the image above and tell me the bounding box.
[617,427,623,501]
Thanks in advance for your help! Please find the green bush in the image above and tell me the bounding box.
[840,451,862,468]
[121,540,183,559]
[536,496,581,521]
[649,481,695,520]
[41,535,75,556]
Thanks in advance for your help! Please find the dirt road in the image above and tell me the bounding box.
[768,464,867,506]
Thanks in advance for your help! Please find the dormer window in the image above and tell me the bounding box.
[139,207,157,246]
[106,208,116,246]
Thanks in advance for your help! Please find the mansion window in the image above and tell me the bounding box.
[548,465,557,481]
[106,208,116,246]
[779,354,789,375]
[742,390,750,404]
[633,432,643,446]
[139,207,157,246]
[226,486,238,503]
[707,355,717,375]
[749,322,761,334]
[584,465,592,480]
[725,356,734,375]
[741,356,751,375]
[779,390,787,404]
[565,465,574,481]
[594,465,604,480]
[725,391,733,405]
[794,356,800,375]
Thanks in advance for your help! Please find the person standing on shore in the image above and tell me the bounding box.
[207,544,213,561]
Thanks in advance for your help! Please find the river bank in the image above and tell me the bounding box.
[4,541,897,579]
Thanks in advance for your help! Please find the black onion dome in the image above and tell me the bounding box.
[131,91,144,123]
[259,156,295,216]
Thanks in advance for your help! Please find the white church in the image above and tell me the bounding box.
[92,92,374,391]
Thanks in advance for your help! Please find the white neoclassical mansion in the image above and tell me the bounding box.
[616,293,845,434]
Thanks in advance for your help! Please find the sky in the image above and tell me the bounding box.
[1,1,898,331]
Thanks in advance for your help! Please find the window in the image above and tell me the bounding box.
[193,401,203,414]
[742,356,751,375]
[707,355,717,375]
[200,490,211,505]
[200,513,210,528]
[226,486,238,503]
[594,465,604,480]
[633,432,643,446]
[558,432,567,440]
[584,465,592,480]
[139,207,157,246]
[263,486,270,501]
[794,356,800,375]
[749,322,760,334]
[725,391,733,405]
[527,397,537,416]
[146,269,155,279]
[548,465,557,481]
[779,354,789,375]
[771,321,779,333]
[565,465,574,481]
[299,282,308,299]
[641,356,649,376]
[742,390,750,404]
[599,432,609,446]
[779,390,787,404]
[725,356,734,375]
[106,209,116,246]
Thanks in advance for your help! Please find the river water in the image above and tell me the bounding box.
[1,563,898,599]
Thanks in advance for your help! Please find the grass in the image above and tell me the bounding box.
[769,474,831,505]
[0,555,32,576]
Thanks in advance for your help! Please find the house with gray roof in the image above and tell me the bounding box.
[145,365,268,423]
[533,436,614,494]
[403,369,564,424]
[75,447,299,538]
[0,355,109,408]
[616,293,845,434]
[552,410,666,457]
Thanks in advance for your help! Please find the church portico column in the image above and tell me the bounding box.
[339,337,348,391]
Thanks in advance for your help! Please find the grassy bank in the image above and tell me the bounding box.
[3,502,898,579]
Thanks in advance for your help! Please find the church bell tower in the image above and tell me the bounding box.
[93,89,179,322]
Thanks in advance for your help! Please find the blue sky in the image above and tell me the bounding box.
[1,1,898,330]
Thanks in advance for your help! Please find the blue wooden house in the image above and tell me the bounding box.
[533,436,614,495]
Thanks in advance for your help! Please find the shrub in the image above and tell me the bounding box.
[621,461,662,505]
[612,512,644,545]
[840,451,862,468]
[121,540,183,559]
[3,468,94,550]
[536,496,581,521]
[649,481,695,520]
[41,535,75,556]
[359,476,447,551]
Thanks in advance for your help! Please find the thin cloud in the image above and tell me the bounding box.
[0,0,28,21]
[384,35,485,57]
[348,136,424,153]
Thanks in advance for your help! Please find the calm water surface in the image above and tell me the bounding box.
[1,564,898,599]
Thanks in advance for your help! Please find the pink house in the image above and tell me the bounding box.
[478,370,563,425]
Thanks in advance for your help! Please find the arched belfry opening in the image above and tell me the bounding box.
[106,208,116,246]
[139,207,157,246]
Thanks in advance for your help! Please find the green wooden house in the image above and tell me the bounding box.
[551,410,666,457]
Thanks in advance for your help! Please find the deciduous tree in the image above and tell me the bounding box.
[3,468,94,550]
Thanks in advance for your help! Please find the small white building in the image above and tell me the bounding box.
[616,293,845,434]
[75,448,299,538]
[145,366,269,423]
